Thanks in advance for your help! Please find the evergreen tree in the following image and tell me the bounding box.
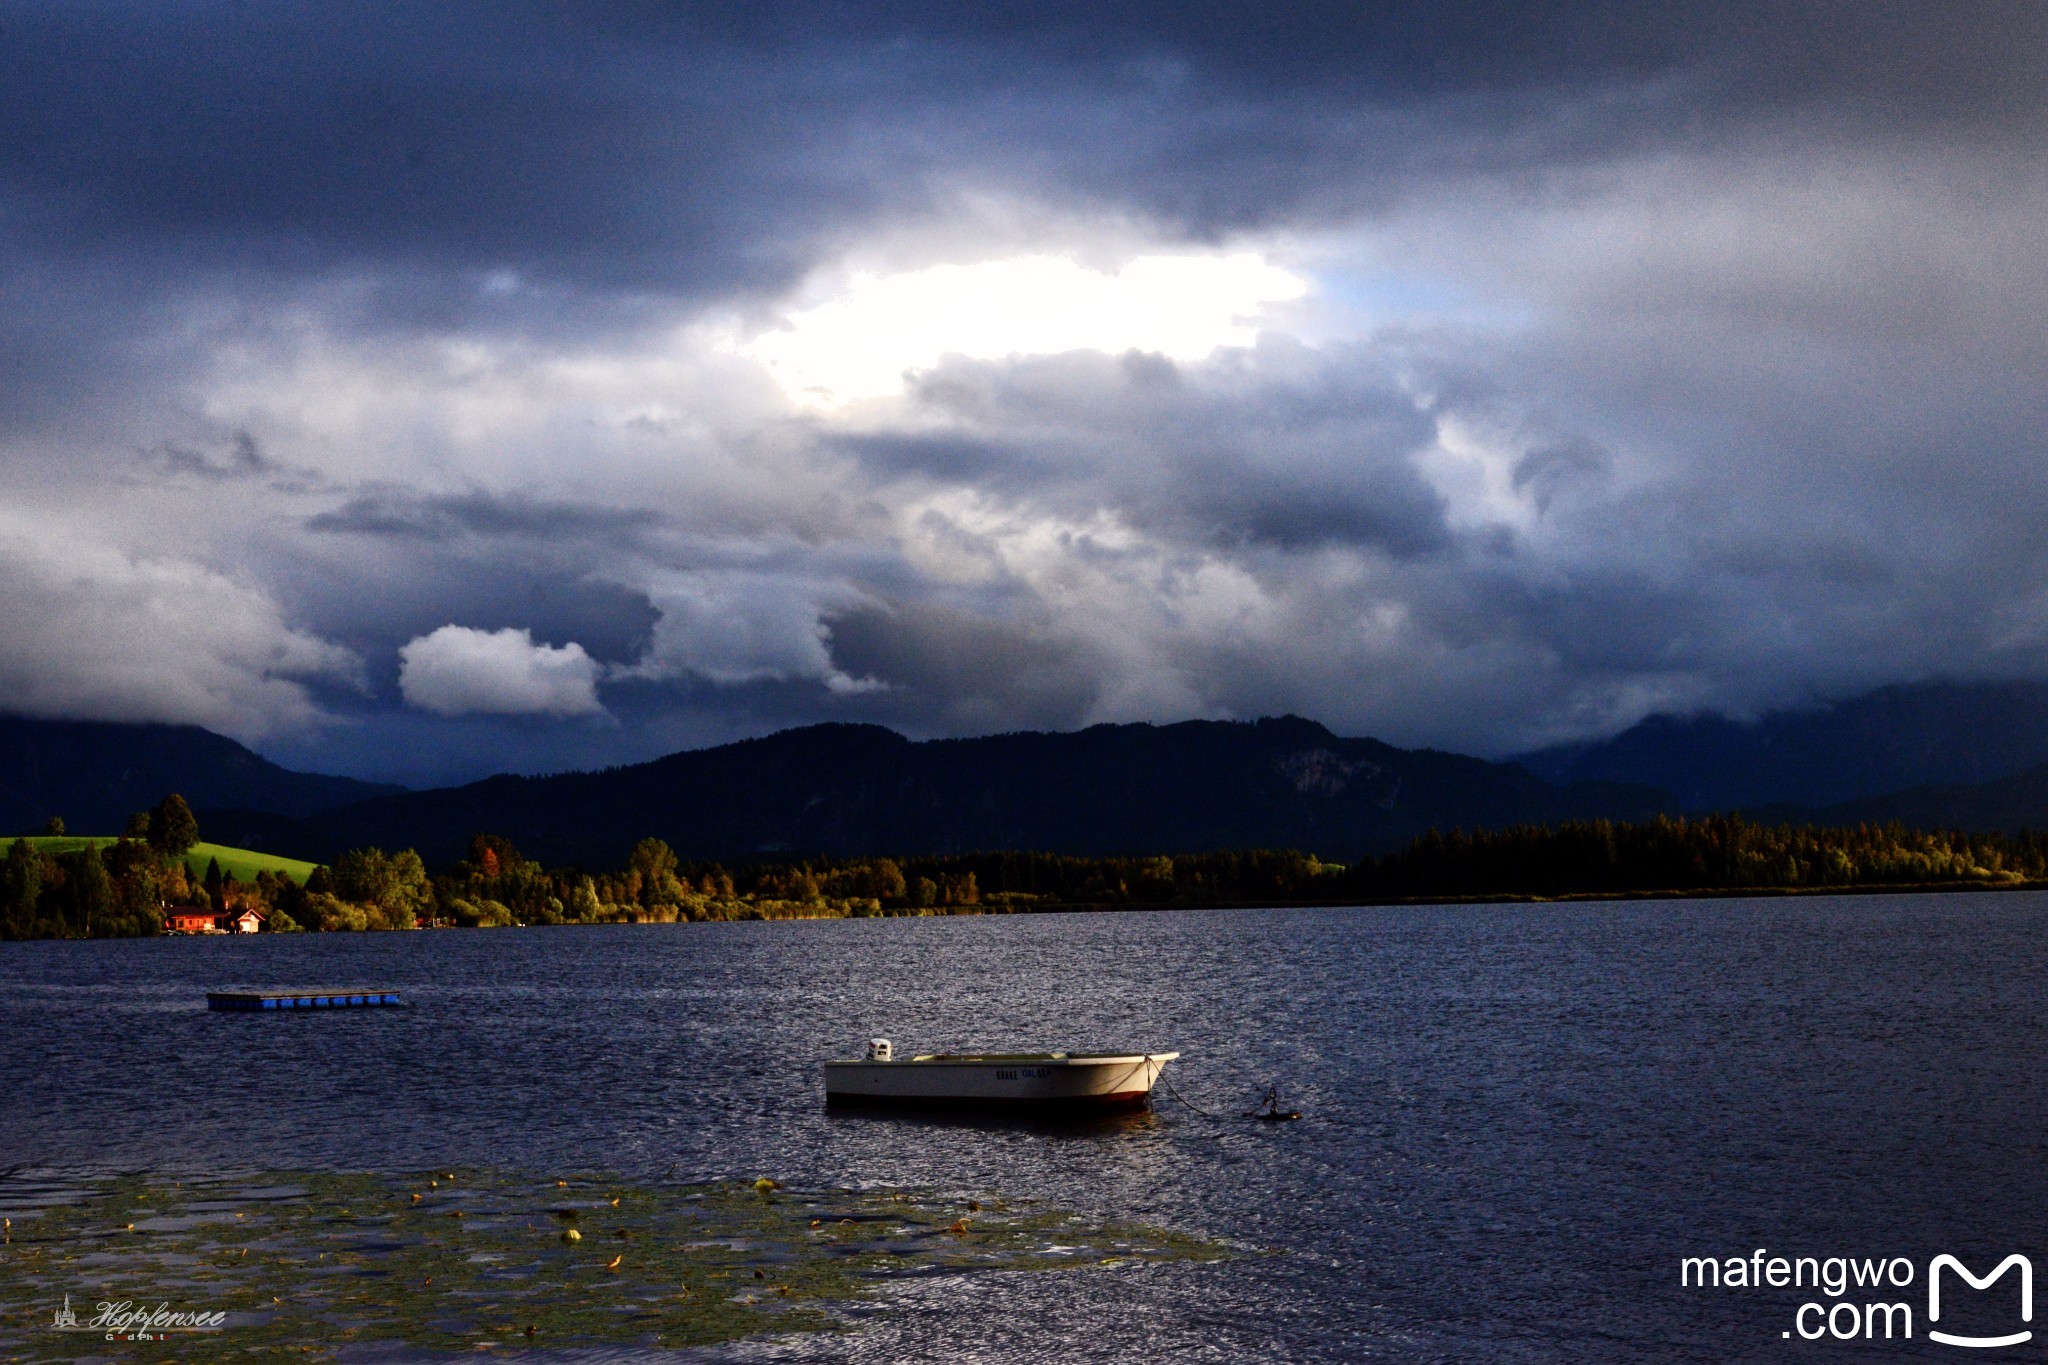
[2,838,41,938]
[75,843,113,937]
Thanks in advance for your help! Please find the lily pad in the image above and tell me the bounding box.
[0,1169,1226,1355]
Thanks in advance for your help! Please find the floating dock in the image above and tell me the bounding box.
[206,988,403,1011]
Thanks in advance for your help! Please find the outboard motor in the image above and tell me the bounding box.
[866,1038,893,1061]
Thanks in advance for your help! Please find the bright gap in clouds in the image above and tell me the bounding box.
[741,252,1308,406]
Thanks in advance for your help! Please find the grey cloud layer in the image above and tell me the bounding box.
[9,3,2040,294]
[1,3,2044,782]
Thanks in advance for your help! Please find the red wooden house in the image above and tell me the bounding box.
[164,905,221,934]
[163,906,266,933]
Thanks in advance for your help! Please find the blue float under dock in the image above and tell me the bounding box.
[207,988,404,1011]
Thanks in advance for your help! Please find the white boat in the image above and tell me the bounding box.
[823,1038,1180,1113]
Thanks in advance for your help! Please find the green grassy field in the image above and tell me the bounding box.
[10,836,319,884]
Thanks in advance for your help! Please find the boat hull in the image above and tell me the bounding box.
[823,1052,1178,1112]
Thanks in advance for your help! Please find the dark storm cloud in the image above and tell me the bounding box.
[823,603,1101,736]
[832,432,1020,484]
[307,489,664,544]
[896,347,1452,557]
[827,1,2048,118]
[0,5,822,291]
[151,430,295,484]
[285,551,662,680]
[7,2,2042,297]
[1509,438,1612,516]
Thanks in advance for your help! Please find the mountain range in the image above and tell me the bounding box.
[15,678,2048,868]
[1517,680,2048,810]
[200,717,1665,867]
[0,717,397,838]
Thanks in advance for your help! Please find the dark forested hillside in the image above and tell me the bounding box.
[220,716,1668,867]
[1518,680,2048,810]
[1818,760,2048,833]
[0,716,400,836]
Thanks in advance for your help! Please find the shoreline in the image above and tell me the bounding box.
[7,876,2038,942]
[1005,876,2048,914]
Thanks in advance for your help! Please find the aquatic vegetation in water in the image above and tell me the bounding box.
[0,1170,1226,1356]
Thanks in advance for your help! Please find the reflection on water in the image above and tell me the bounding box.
[825,1106,1165,1140]
[4,896,2047,1361]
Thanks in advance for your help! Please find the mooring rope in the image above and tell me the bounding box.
[1158,1072,1219,1118]
[1161,1075,1304,1122]
[1157,1072,1232,1120]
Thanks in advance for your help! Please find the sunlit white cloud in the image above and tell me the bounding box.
[399,625,606,717]
[738,252,1307,406]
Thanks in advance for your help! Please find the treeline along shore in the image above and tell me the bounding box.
[7,796,2048,940]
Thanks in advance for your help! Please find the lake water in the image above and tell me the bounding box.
[4,895,2046,1361]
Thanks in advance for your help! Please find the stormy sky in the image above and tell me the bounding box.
[3,2,2045,786]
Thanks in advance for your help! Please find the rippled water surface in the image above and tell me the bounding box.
[4,896,2046,1361]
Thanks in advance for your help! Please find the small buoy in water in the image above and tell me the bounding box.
[1247,1085,1303,1121]
[562,1228,581,1243]
[606,1254,622,1271]
[409,1193,421,1204]
[609,1196,621,1207]
[752,1177,781,1195]
[947,1219,971,1235]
